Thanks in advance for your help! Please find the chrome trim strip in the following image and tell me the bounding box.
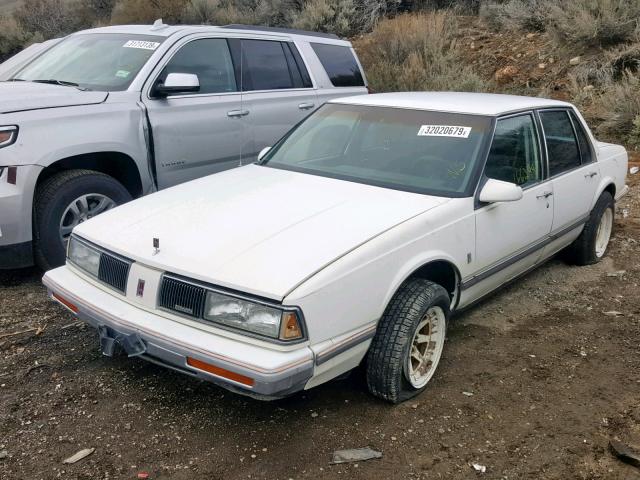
[315,325,376,366]
[461,214,589,290]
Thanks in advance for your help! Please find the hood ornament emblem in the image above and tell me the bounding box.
[153,237,160,255]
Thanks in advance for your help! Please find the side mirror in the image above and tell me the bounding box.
[258,146,271,162]
[479,178,523,203]
[154,73,200,97]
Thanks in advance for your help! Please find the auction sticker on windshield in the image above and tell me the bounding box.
[418,125,472,138]
[123,40,160,50]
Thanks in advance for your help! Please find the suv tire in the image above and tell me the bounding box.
[34,169,131,271]
[565,191,615,266]
[366,278,450,403]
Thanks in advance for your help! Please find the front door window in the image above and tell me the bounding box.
[484,113,541,187]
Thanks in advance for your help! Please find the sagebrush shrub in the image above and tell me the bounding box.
[293,0,357,37]
[0,15,29,61]
[479,0,550,32]
[482,0,640,48]
[356,12,491,92]
[547,0,640,48]
[593,73,640,144]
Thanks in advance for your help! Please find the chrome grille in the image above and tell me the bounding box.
[158,276,206,318]
[98,253,131,293]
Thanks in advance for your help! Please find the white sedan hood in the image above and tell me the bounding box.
[74,165,448,300]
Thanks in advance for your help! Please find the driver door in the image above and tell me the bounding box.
[142,37,246,189]
[470,113,554,298]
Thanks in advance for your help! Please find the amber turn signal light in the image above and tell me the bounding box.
[280,311,303,340]
[52,292,79,313]
[186,357,255,386]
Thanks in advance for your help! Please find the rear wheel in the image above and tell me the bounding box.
[34,170,131,270]
[366,278,450,403]
[565,191,615,265]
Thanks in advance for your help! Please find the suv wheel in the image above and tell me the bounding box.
[366,278,450,403]
[565,191,615,265]
[34,170,131,270]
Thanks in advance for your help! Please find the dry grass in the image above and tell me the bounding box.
[356,12,492,92]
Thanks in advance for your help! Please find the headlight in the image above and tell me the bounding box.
[0,126,18,148]
[67,236,101,277]
[204,291,304,341]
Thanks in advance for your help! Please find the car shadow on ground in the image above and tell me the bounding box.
[0,266,42,286]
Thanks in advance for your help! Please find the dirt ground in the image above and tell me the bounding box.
[1,175,640,480]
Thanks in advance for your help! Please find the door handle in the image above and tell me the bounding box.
[584,171,598,178]
[298,102,315,110]
[536,191,553,199]
[227,109,249,118]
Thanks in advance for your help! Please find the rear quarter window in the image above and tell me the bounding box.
[310,43,365,87]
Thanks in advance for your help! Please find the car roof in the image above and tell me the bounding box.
[331,92,574,116]
[76,23,351,45]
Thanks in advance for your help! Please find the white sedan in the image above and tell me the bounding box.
[43,92,629,402]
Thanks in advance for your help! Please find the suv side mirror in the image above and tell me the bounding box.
[479,178,523,203]
[258,147,271,162]
[154,73,200,97]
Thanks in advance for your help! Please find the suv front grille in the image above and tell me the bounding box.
[158,275,206,318]
[98,253,131,293]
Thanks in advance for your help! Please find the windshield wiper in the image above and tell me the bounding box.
[32,79,90,90]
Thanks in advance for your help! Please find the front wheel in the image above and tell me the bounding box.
[565,191,615,265]
[34,170,132,271]
[366,278,450,403]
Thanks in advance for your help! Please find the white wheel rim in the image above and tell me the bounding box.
[595,208,613,258]
[405,306,446,389]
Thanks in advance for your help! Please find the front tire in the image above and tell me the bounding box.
[34,170,131,271]
[366,279,450,404]
[565,191,615,266]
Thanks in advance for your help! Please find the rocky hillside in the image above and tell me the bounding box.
[354,8,640,156]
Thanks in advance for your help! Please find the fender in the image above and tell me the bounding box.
[381,253,463,312]
[592,175,616,208]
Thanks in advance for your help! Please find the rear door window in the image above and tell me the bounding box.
[310,43,364,87]
[569,111,594,164]
[540,110,581,177]
[238,39,293,91]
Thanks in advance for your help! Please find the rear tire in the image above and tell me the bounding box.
[366,278,450,404]
[34,170,131,271]
[565,191,614,266]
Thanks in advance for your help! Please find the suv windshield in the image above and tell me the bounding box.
[262,103,493,197]
[13,33,164,91]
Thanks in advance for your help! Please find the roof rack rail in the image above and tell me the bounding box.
[220,24,340,40]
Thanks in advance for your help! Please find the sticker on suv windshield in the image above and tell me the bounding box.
[418,125,472,138]
[123,40,160,50]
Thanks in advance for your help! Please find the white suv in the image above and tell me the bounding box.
[44,92,628,402]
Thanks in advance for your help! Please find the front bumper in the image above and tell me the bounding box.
[43,266,315,400]
[0,164,42,268]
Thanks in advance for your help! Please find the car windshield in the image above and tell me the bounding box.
[261,103,493,197]
[12,33,165,91]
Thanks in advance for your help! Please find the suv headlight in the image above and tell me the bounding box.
[0,126,18,148]
[204,291,304,341]
[67,235,101,277]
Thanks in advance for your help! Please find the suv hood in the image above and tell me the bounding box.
[0,82,107,113]
[74,165,449,300]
